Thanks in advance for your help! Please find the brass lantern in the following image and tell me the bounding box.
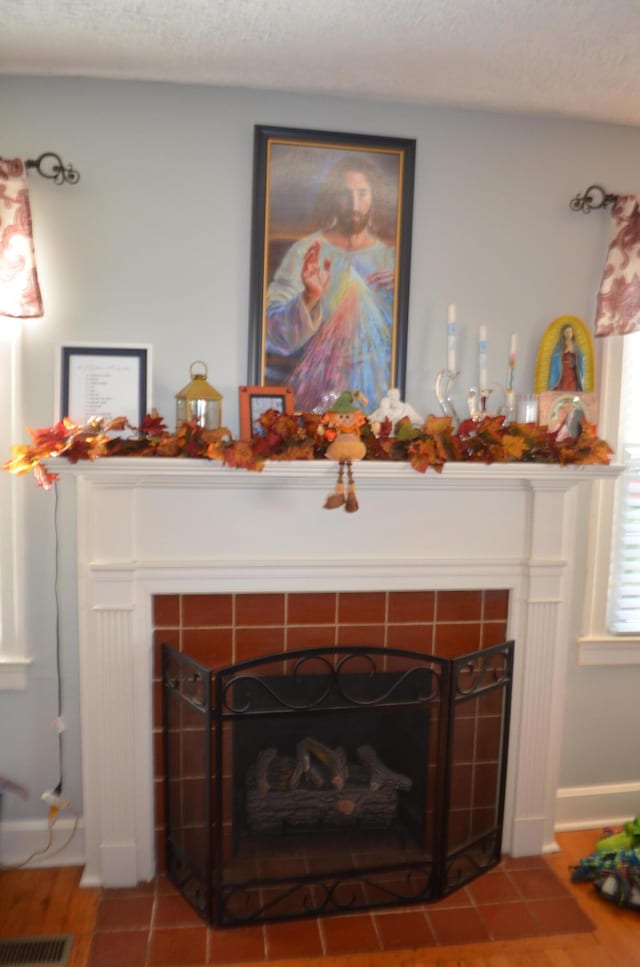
[175,361,223,430]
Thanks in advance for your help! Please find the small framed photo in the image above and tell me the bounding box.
[239,385,295,439]
[58,343,151,434]
[538,390,598,440]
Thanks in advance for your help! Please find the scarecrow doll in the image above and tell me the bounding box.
[319,390,368,513]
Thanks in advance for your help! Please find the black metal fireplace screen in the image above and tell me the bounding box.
[162,641,514,927]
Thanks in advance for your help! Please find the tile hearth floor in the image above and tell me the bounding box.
[87,854,592,965]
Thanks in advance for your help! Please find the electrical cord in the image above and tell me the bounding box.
[52,481,64,796]
[0,809,80,871]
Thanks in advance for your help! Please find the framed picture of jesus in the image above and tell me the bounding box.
[248,125,416,415]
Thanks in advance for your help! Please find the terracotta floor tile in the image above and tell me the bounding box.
[259,885,316,918]
[509,866,571,900]
[373,909,436,950]
[265,918,323,959]
[153,892,204,927]
[155,875,180,896]
[209,924,266,963]
[95,895,154,932]
[88,929,149,967]
[147,926,208,965]
[477,900,541,940]
[466,870,520,905]
[427,905,491,946]
[320,912,381,956]
[101,882,155,898]
[528,896,594,934]
[430,886,472,909]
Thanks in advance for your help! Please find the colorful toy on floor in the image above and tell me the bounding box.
[595,815,640,853]
[571,819,640,911]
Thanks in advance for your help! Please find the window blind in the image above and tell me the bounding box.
[608,330,640,634]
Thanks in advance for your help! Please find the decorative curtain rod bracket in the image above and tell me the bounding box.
[25,152,80,186]
[570,184,617,213]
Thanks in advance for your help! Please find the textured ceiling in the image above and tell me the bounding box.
[2,0,640,126]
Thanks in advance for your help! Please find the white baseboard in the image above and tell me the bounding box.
[0,817,85,869]
[555,781,640,832]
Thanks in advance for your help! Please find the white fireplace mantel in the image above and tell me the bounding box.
[52,458,620,887]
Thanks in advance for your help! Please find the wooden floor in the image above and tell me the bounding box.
[1,830,640,966]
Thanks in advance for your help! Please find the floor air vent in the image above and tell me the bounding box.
[0,936,72,967]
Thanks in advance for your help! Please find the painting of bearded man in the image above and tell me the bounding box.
[248,127,415,414]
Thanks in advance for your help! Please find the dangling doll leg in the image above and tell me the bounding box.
[345,460,359,513]
[324,460,346,509]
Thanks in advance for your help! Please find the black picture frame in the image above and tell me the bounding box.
[248,125,415,413]
[59,344,150,430]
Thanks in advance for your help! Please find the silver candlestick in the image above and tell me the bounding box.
[434,369,460,426]
[467,387,493,421]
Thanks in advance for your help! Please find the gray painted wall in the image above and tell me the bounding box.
[1,75,639,823]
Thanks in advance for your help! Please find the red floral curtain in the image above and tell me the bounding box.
[0,157,43,318]
[594,194,640,337]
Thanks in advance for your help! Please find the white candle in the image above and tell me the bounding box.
[478,325,488,391]
[447,303,456,372]
[507,332,516,390]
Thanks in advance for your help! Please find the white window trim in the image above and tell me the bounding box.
[0,321,31,689]
[579,334,640,665]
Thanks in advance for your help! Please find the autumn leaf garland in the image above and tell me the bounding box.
[2,408,612,490]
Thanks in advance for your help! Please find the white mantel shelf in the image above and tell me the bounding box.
[53,457,620,888]
[51,456,621,486]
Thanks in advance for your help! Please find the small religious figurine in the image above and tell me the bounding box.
[368,387,423,434]
[549,322,585,391]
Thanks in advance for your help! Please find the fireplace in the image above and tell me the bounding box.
[51,457,620,888]
[162,640,514,925]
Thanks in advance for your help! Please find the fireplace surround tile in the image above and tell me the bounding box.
[433,621,482,657]
[152,590,510,669]
[181,627,233,667]
[288,591,337,624]
[386,623,433,652]
[336,623,386,646]
[236,626,286,663]
[388,590,435,622]
[482,620,509,648]
[287,625,337,650]
[436,589,484,621]
[152,595,180,627]
[484,589,510,620]
[236,592,286,626]
[338,591,387,624]
[183,592,233,626]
